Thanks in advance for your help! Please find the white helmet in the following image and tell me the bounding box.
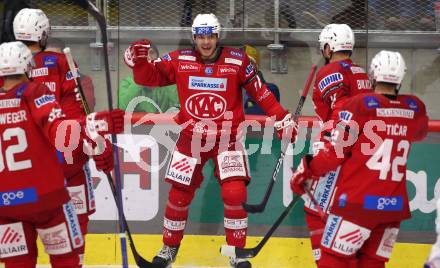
[191,13,221,38]
[369,50,406,85]
[319,24,354,52]
[0,41,33,76]
[13,8,50,42]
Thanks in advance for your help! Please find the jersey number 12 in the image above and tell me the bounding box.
[0,127,32,172]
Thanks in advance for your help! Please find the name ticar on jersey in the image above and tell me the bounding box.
[0,99,21,109]
[357,80,372,90]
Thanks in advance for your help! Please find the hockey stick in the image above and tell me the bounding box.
[242,64,317,213]
[63,47,91,114]
[304,188,327,222]
[221,194,302,258]
[64,44,159,268]
[70,1,158,268]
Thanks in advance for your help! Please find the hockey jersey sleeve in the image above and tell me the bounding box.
[309,96,366,176]
[132,54,176,88]
[57,55,86,119]
[241,56,288,120]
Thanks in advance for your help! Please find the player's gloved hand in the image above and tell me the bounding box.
[275,113,298,144]
[124,39,152,67]
[85,109,125,140]
[290,155,316,195]
[92,139,114,173]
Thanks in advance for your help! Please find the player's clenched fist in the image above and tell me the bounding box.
[290,155,316,195]
[124,39,152,67]
[93,139,115,173]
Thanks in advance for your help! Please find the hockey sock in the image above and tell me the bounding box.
[163,186,195,246]
[358,254,385,268]
[318,251,350,268]
[221,180,248,248]
[4,258,36,268]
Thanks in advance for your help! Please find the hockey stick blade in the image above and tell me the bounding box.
[242,65,317,213]
[222,195,301,258]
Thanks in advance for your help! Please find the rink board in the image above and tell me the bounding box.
[34,234,430,267]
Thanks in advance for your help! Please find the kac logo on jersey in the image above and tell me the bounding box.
[188,76,227,91]
[230,50,243,58]
[364,96,380,109]
[185,92,226,119]
[364,196,403,211]
[34,94,56,108]
[0,188,37,206]
[318,73,343,92]
[205,67,213,75]
[43,55,57,67]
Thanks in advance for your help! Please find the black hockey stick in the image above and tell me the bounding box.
[242,64,317,213]
[221,194,302,258]
[70,1,159,268]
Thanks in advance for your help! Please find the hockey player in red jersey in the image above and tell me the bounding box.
[12,8,112,264]
[305,23,372,265]
[0,41,124,268]
[125,13,297,268]
[291,50,429,268]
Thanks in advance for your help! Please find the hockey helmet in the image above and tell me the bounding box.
[0,41,33,76]
[192,13,221,38]
[369,50,406,85]
[319,24,354,52]
[13,8,50,42]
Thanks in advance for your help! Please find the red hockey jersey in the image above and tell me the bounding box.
[31,51,88,177]
[0,82,72,216]
[312,59,372,122]
[310,92,429,225]
[133,47,287,139]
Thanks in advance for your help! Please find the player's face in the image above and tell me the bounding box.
[194,34,218,59]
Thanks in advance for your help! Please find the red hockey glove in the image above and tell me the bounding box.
[85,109,125,140]
[124,39,152,67]
[92,139,115,173]
[275,113,298,144]
[290,155,317,195]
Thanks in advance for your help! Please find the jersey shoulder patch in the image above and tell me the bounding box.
[338,60,352,69]
[362,94,381,109]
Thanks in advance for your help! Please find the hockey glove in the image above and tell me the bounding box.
[274,113,298,144]
[85,109,125,140]
[93,139,115,173]
[124,39,152,67]
[290,155,317,195]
